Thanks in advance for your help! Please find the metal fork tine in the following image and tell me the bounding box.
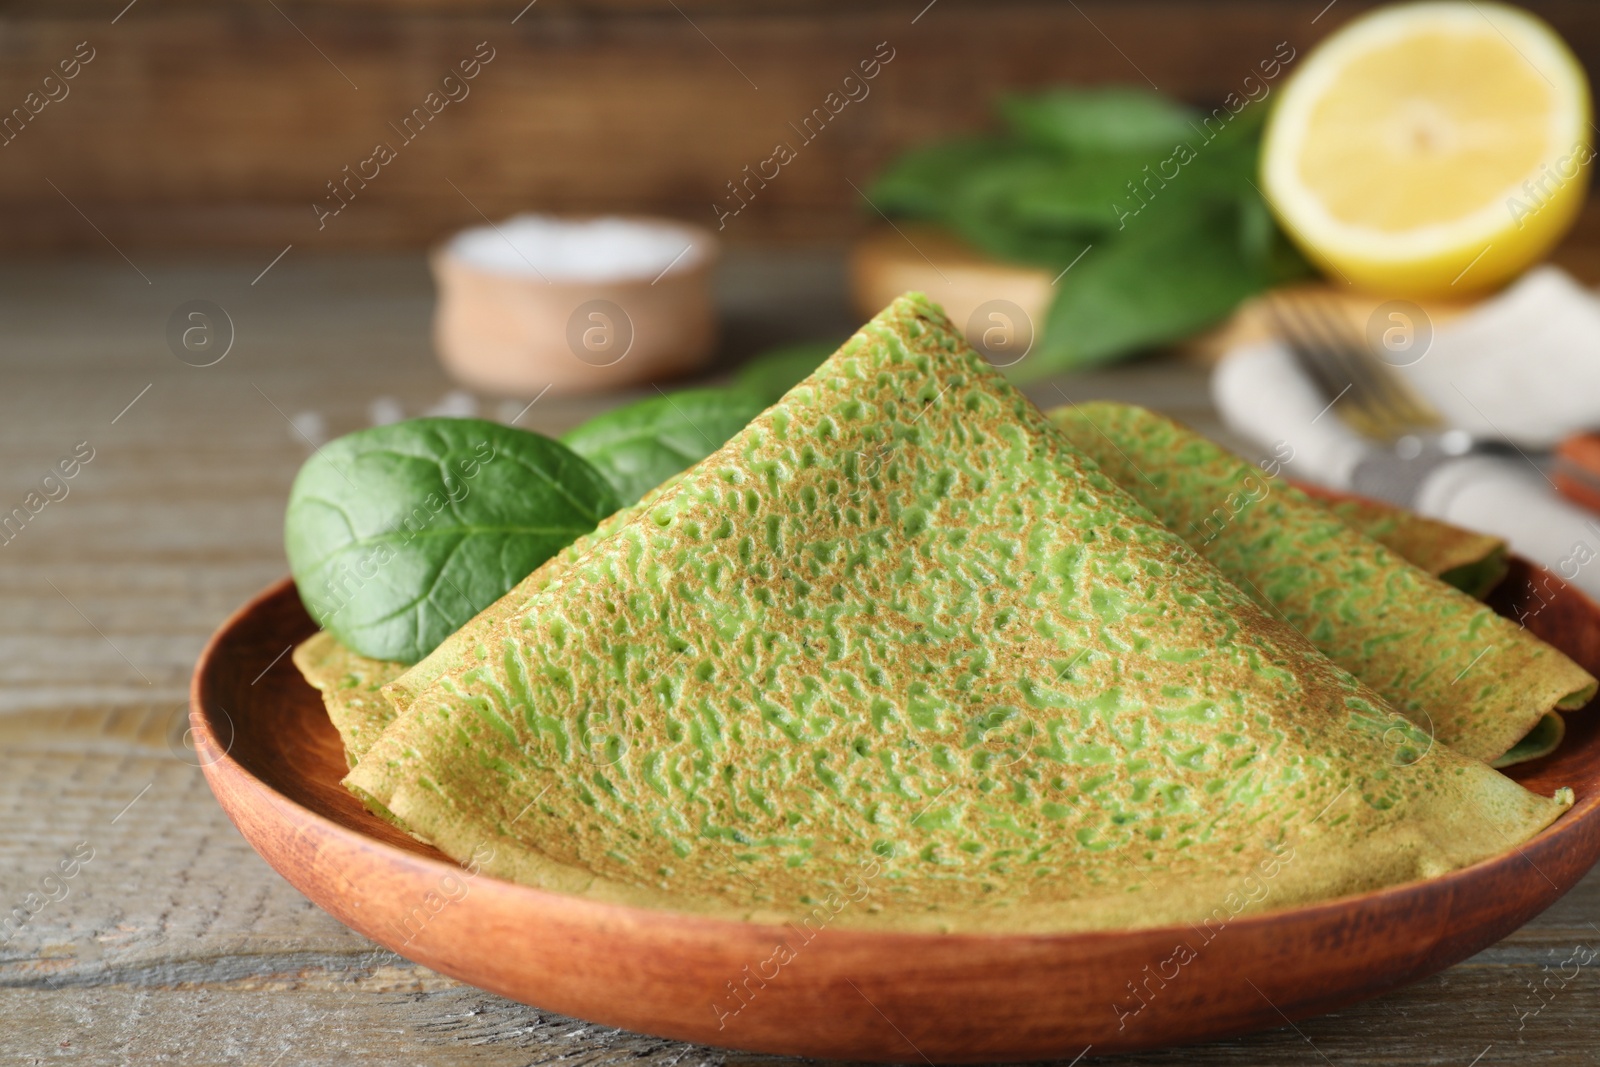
[1292,299,1414,438]
[1276,298,1360,394]
[1269,296,1390,437]
[1266,299,1354,412]
[1301,299,1440,432]
[1268,292,1443,442]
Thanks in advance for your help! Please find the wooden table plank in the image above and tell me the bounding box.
[2,253,1596,1066]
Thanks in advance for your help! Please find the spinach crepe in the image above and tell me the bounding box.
[1371,478,1565,766]
[1497,712,1567,767]
[341,295,1569,934]
[301,492,1539,766]
[292,632,407,767]
[1047,401,1594,765]
[1318,495,1509,600]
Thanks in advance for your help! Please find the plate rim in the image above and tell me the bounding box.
[190,563,1600,1060]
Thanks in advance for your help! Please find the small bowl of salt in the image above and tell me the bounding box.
[432,215,717,395]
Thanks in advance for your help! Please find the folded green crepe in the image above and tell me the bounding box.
[1497,712,1567,767]
[302,506,1553,769]
[312,440,1510,761]
[1317,495,1509,600]
[302,463,1522,765]
[291,632,407,767]
[1047,401,1595,765]
[341,295,1569,934]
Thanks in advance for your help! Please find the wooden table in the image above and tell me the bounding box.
[3,252,1595,1066]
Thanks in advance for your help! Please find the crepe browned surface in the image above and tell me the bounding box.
[291,632,409,767]
[1048,401,1594,764]
[330,494,1522,769]
[1322,496,1509,599]
[343,295,1569,934]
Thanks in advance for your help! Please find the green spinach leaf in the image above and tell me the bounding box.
[1000,87,1199,154]
[285,417,618,664]
[561,388,767,506]
[867,84,1310,378]
[872,137,1035,219]
[1037,200,1272,369]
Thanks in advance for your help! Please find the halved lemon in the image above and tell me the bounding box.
[1262,1,1592,296]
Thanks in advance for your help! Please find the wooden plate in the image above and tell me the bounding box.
[191,560,1600,1062]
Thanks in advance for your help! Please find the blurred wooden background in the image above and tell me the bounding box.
[0,0,1595,252]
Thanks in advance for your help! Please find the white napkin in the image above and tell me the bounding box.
[1212,266,1600,599]
[1398,267,1600,448]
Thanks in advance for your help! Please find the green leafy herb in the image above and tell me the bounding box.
[733,339,843,403]
[870,86,1310,377]
[869,137,1032,221]
[999,87,1201,155]
[1033,178,1283,367]
[561,388,768,506]
[285,417,618,664]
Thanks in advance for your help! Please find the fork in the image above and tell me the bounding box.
[1267,292,1478,504]
[1267,293,1443,440]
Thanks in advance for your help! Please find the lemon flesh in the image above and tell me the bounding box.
[1263,2,1591,296]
